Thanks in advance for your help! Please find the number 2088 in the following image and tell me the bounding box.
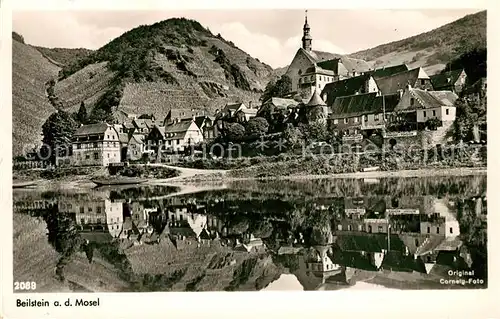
[14,281,37,290]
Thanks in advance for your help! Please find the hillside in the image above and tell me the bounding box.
[34,46,93,67]
[349,10,486,75]
[53,18,275,120]
[12,37,60,156]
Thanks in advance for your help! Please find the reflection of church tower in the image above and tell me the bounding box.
[302,10,312,51]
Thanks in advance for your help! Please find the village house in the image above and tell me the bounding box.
[321,73,379,106]
[126,134,146,161]
[180,115,218,140]
[430,69,467,93]
[393,86,458,125]
[145,119,203,155]
[305,245,340,272]
[375,67,433,95]
[164,108,206,126]
[234,108,258,123]
[71,123,121,166]
[218,102,248,119]
[132,117,162,135]
[59,198,124,238]
[285,13,372,99]
[328,92,400,136]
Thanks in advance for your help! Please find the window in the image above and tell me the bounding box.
[93,142,98,148]
[423,111,427,118]
[94,152,99,160]
[88,207,92,212]
[85,154,90,160]
[77,144,81,149]
[378,226,383,232]
[427,226,430,234]
[333,119,338,125]
[348,225,352,231]
[80,207,84,214]
[433,110,436,116]
[364,115,368,122]
[344,118,348,124]
[436,227,440,234]
[410,98,415,106]
[318,84,321,89]
[107,135,110,139]
[450,227,453,234]
[108,153,110,158]
[446,108,450,115]
[176,139,180,145]
[80,218,85,224]
[374,114,379,121]
[421,79,425,85]
[354,117,359,123]
[97,218,101,224]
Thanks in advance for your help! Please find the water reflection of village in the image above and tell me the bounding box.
[13,189,487,290]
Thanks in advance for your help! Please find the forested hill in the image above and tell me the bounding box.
[51,18,275,122]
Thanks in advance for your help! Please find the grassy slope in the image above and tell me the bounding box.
[349,11,486,75]
[12,39,60,156]
[34,47,93,67]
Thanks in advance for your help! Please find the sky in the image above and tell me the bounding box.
[12,9,483,68]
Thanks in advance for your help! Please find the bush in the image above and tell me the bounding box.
[245,117,269,137]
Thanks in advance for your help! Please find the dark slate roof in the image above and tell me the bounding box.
[330,92,400,119]
[307,89,327,106]
[263,97,300,109]
[74,123,109,136]
[180,115,210,130]
[375,68,421,95]
[159,121,197,140]
[368,64,409,79]
[304,65,336,76]
[321,74,372,105]
[430,69,465,89]
[133,118,154,129]
[329,249,378,271]
[80,232,114,243]
[317,59,341,73]
[395,89,458,112]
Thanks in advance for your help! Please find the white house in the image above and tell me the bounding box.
[72,123,121,166]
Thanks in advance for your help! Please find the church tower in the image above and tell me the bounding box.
[301,10,312,51]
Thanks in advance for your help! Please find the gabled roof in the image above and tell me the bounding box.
[129,134,145,145]
[395,88,458,112]
[156,121,198,140]
[304,65,336,76]
[375,68,427,95]
[340,57,373,74]
[236,108,258,115]
[224,102,246,111]
[430,69,466,89]
[263,97,300,109]
[133,118,154,129]
[321,74,372,105]
[368,64,409,79]
[330,92,400,119]
[74,123,110,136]
[180,115,210,130]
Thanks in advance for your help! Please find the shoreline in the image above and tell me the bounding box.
[13,166,487,191]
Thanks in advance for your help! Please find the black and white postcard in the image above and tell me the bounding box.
[2,0,497,318]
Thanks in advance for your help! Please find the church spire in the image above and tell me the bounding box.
[302,10,312,51]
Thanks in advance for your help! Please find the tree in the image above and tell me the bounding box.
[226,123,246,142]
[260,75,292,102]
[75,101,88,124]
[283,123,303,148]
[41,110,79,163]
[299,122,328,143]
[245,117,269,137]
